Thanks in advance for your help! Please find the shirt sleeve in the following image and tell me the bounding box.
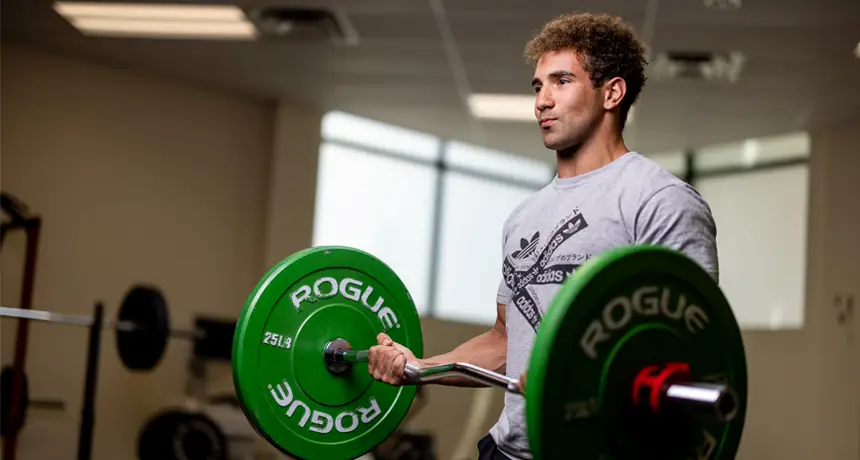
[634,183,720,283]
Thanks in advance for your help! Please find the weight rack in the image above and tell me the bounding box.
[1,191,42,460]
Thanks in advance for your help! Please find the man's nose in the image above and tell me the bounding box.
[536,90,553,112]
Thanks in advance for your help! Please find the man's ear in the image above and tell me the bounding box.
[603,77,627,111]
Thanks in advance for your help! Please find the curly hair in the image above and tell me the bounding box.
[524,12,648,128]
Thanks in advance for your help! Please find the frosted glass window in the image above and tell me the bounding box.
[696,165,808,329]
[445,141,554,185]
[434,172,535,325]
[321,111,442,162]
[696,131,810,171]
[312,143,437,315]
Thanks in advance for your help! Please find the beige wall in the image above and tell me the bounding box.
[0,41,284,460]
[262,104,321,268]
[733,118,860,460]
[808,118,860,460]
[1,39,858,460]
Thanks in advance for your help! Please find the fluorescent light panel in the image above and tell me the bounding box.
[53,1,257,39]
[69,17,256,39]
[468,93,535,121]
[54,2,246,20]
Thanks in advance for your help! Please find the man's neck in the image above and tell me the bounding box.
[556,132,629,179]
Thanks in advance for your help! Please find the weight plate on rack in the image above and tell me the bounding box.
[116,285,170,371]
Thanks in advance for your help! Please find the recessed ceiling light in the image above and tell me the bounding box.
[854,41,860,59]
[467,94,535,122]
[53,1,257,40]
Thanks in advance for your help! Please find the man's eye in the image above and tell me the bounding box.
[559,79,570,85]
[533,86,541,93]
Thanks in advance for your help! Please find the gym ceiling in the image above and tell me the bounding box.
[2,0,859,160]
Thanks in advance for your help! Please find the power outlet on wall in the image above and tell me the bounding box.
[833,293,855,347]
[834,293,855,326]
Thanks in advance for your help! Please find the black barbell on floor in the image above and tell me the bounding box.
[0,285,226,371]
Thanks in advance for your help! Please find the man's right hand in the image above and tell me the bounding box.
[367,332,419,385]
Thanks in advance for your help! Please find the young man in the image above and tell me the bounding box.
[367,12,719,460]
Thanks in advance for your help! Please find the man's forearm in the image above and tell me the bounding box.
[415,328,507,388]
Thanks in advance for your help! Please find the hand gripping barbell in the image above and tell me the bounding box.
[324,343,738,421]
[231,245,748,460]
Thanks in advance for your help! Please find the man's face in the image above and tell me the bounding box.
[531,49,603,152]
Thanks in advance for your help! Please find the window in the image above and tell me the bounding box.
[687,131,811,330]
[321,111,442,162]
[313,111,811,331]
[697,164,809,330]
[312,143,438,315]
[314,111,547,320]
[433,173,535,325]
[444,141,554,186]
[695,131,810,172]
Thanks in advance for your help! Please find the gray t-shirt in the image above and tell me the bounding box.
[489,151,718,459]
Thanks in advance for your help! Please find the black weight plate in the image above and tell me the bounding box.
[192,316,235,361]
[117,285,170,371]
[0,366,29,437]
[138,410,186,460]
[138,409,227,460]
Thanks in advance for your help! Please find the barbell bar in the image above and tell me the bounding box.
[323,339,739,424]
[231,245,749,460]
[0,285,212,371]
[0,306,203,339]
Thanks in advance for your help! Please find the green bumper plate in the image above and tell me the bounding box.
[233,246,424,460]
[526,245,747,460]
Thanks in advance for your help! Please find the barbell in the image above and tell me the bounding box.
[0,285,204,371]
[231,245,748,460]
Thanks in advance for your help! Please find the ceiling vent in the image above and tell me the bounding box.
[650,51,745,82]
[246,7,359,45]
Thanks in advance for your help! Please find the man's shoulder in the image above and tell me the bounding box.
[611,152,702,208]
[621,154,719,281]
[618,152,687,190]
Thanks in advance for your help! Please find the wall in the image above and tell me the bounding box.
[734,117,860,460]
[0,42,276,459]
[262,104,321,268]
[808,118,860,460]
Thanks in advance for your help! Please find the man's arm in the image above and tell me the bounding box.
[367,303,508,387]
[414,302,507,387]
[369,215,515,387]
[635,183,719,282]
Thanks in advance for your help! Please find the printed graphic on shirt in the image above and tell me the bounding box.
[502,209,590,332]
